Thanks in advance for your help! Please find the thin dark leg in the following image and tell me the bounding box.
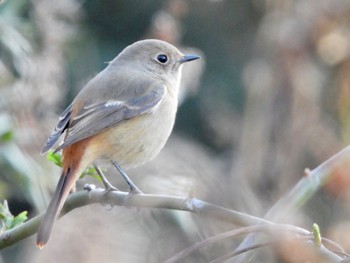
[111,161,142,194]
[94,165,119,192]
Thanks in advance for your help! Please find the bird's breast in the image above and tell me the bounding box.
[95,92,178,169]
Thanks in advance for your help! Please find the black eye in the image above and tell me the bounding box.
[156,54,168,64]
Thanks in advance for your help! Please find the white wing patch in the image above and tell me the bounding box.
[104,100,123,107]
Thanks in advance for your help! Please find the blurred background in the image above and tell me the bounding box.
[1,0,350,262]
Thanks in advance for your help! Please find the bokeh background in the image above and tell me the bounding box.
[1,0,350,262]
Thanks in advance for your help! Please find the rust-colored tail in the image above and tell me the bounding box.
[36,167,75,249]
[37,134,94,248]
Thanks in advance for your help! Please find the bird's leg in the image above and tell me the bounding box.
[111,160,143,194]
[93,165,119,193]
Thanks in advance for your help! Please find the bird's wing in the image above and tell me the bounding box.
[41,104,72,154]
[42,84,166,153]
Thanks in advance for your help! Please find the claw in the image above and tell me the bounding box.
[94,165,119,193]
[111,161,143,194]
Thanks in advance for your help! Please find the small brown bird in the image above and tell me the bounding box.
[36,39,200,248]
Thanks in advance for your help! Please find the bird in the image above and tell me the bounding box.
[36,39,200,248]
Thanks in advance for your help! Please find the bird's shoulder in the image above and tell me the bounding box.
[74,65,162,106]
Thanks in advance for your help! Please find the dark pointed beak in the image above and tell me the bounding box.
[180,55,200,64]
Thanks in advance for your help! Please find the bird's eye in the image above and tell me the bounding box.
[156,54,168,64]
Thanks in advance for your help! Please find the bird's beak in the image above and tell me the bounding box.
[180,55,200,64]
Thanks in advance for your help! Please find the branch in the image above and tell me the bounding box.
[164,224,344,263]
[234,145,350,262]
[164,224,308,263]
[0,188,345,262]
[0,187,274,250]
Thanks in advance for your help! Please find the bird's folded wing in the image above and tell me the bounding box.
[41,105,72,154]
[42,85,166,153]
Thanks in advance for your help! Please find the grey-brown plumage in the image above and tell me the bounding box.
[37,39,200,248]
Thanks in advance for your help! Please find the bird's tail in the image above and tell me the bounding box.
[36,167,76,249]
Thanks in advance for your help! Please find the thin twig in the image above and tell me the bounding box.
[234,145,350,262]
[163,226,265,263]
[210,240,280,263]
[322,237,350,258]
[213,237,344,263]
[163,224,310,263]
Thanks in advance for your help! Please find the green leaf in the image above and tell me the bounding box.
[11,211,28,228]
[81,167,102,182]
[47,150,62,167]
[313,223,322,247]
[0,200,27,233]
[46,150,104,183]
[0,130,13,142]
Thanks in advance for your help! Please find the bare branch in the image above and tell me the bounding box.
[0,188,345,263]
[0,188,272,250]
[234,145,350,262]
